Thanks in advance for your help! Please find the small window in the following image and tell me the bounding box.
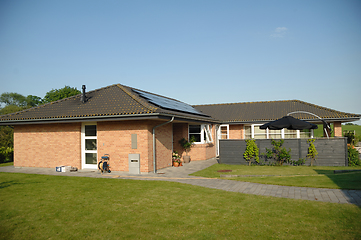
[189,125,202,143]
[189,124,213,143]
[220,125,229,139]
[85,125,97,136]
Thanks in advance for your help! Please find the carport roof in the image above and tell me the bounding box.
[0,84,216,125]
[193,100,360,124]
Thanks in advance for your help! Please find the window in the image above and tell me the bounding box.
[189,124,213,144]
[244,124,314,139]
[82,123,98,169]
[219,125,229,139]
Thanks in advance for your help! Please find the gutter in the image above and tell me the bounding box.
[152,116,174,173]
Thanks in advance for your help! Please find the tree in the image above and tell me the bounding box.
[0,92,27,107]
[26,95,43,107]
[0,92,43,109]
[43,86,81,103]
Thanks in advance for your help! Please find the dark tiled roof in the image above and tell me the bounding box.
[193,100,360,123]
[0,84,215,124]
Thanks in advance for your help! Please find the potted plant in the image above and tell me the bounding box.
[179,136,196,163]
[172,151,181,167]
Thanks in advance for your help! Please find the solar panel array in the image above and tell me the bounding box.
[133,89,208,116]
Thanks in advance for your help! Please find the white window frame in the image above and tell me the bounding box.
[218,124,229,140]
[81,122,98,169]
[244,124,314,139]
[189,124,213,144]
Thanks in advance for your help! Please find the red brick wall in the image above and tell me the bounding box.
[98,120,172,173]
[173,123,188,155]
[14,123,81,168]
[150,121,173,170]
[229,124,244,139]
[97,121,151,172]
[173,123,216,161]
[333,121,342,137]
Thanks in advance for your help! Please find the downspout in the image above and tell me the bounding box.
[152,116,175,173]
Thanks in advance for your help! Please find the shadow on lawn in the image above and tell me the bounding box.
[314,169,361,207]
[314,169,361,190]
[0,181,21,189]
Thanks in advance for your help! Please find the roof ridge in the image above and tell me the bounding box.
[193,99,296,107]
[294,100,360,117]
[116,84,158,113]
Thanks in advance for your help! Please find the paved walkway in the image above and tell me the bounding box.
[1,159,360,206]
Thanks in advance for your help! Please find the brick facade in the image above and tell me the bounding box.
[173,123,217,161]
[229,124,244,139]
[14,120,176,173]
[333,121,342,137]
[14,123,81,168]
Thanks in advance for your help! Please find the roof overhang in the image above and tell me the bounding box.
[221,117,360,125]
[0,113,219,126]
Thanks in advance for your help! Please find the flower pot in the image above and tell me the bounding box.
[173,161,179,167]
[183,155,191,163]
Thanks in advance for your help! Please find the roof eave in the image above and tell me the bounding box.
[221,117,360,125]
[0,112,219,125]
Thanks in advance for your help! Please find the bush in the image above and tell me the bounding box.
[243,139,259,166]
[263,140,291,166]
[348,145,360,166]
[0,146,13,163]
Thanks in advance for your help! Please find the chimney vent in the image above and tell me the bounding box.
[81,85,87,103]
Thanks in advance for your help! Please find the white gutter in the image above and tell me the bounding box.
[152,116,174,173]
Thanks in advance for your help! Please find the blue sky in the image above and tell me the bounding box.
[1,0,360,123]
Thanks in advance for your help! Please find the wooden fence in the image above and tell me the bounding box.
[219,138,348,166]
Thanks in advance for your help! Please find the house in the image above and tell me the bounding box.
[0,84,359,172]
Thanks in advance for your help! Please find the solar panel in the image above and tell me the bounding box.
[133,89,208,116]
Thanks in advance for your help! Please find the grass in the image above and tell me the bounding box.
[0,173,360,240]
[190,164,361,190]
[313,123,361,138]
[0,161,13,167]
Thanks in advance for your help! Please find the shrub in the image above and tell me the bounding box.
[243,139,259,166]
[264,140,291,166]
[290,158,306,166]
[0,146,13,163]
[348,144,360,166]
[307,139,318,166]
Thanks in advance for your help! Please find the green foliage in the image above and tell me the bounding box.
[264,139,291,166]
[26,95,43,107]
[0,92,27,107]
[0,146,13,163]
[0,105,24,115]
[344,130,358,145]
[43,86,81,103]
[307,139,318,166]
[0,126,14,163]
[290,158,306,166]
[179,136,196,155]
[243,139,259,166]
[0,92,43,110]
[347,145,360,167]
[342,124,361,137]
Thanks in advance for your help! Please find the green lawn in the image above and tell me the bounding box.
[0,161,13,167]
[190,164,361,190]
[0,173,360,240]
[313,123,361,138]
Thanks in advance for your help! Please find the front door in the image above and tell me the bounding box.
[81,123,98,169]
